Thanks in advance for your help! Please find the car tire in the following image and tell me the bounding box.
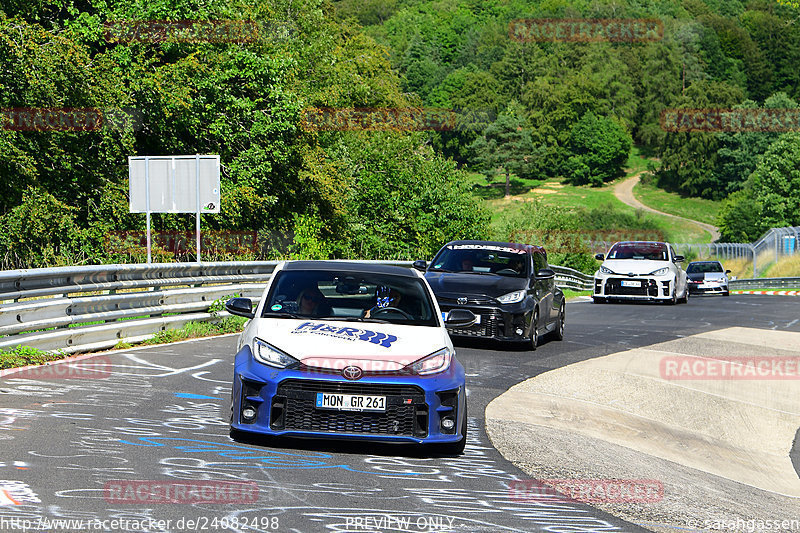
[667,287,677,305]
[439,404,467,455]
[529,309,539,350]
[551,303,565,341]
[678,286,689,304]
[723,290,730,296]
[592,296,605,304]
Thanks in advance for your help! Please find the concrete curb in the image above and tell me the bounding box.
[732,290,800,296]
[485,327,800,532]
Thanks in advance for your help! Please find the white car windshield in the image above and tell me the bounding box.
[607,243,668,261]
[687,262,724,273]
[263,270,438,326]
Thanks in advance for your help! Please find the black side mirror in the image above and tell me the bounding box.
[595,253,604,260]
[725,269,731,274]
[444,309,477,328]
[225,297,254,319]
[412,260,428,272]
[536,268,555,279]
[674,255,685,263]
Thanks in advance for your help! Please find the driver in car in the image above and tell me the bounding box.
[363,286,414,319]
[297,286,331,317]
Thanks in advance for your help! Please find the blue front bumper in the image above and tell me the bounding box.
[230,346,466,445]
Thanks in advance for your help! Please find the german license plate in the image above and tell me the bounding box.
[621,280,641,288]
[442,311,481,324]
[315,393,386,412]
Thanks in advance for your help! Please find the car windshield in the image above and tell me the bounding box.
[263,270,438,326]
[429,244,529,277]
[607,242,668,261]
[687,262,724,273]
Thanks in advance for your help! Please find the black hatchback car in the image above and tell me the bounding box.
[414,240,565,349]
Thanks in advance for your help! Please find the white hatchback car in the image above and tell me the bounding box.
[593,241,689,304]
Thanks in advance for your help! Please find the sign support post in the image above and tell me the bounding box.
[195,154,202,263]
[145,156,152,264]
[128,155,220,264]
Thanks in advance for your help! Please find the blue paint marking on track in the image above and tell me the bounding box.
[118,437,420,475]
[174,392,219,400]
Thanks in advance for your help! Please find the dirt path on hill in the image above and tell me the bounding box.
[614,172,720,242]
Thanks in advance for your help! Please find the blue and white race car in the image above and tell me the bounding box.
[225,261,472,454]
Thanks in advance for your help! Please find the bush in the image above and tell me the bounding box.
[0,346,64,370]
[565,112,632,186]
[0,187,87,269]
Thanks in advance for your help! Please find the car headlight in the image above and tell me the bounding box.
[599,265,615,274]
[252,338,299,368]
[497,290,526,304]
[649,267,670,276]
[405,347,452,375]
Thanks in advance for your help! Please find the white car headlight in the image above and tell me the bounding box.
[649,267,670,276]
[252,338,299,368]
[599,265,615,274]
[406,348,452,375]
[497,290,526,304]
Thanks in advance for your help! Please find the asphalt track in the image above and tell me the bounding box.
[0,295,798,533]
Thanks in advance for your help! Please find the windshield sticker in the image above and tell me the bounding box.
[450,244,525,254]
[270,304,283,311]
[291,322,397,348]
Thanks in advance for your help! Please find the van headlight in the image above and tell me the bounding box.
[405,348,451,375]
[252,338,299,368]
[497,290,526,304]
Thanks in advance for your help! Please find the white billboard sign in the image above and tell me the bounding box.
[128,154,221,263]
[128,155,220,213]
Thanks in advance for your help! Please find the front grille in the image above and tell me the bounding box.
[446,309,501,337]
[437,295,495,305]
[605,278,658,296]
[278,380,422,396]
[273,379,427,437]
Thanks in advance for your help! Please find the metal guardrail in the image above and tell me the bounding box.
[0,260,595,355]
[551,265,594,291]
[729,277,800,290]
[0,262,282,355]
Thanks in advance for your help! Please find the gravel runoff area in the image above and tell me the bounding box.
[486,327,800,533]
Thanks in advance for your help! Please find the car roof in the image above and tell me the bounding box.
[612,241,668,245]
[688,260,722,264]
[281,260,418,278]
[442,240,545,253]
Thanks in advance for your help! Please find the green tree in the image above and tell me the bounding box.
[564,112,632,187]
[469,103,540,197]
[749,132,800,228]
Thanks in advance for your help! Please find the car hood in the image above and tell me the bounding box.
[601,259,673,276]
[250,318,450,371]
[424,271,526,298]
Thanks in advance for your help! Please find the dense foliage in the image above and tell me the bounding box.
[344,0,800,241]
[4,0,800,269]
[0,0,487,268]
